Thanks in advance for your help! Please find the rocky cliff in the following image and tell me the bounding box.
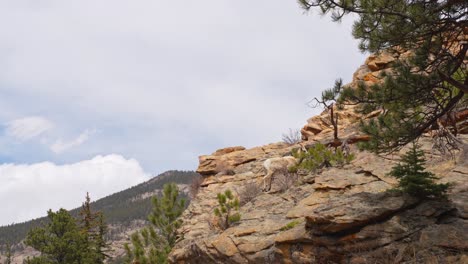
[169,53,468,263]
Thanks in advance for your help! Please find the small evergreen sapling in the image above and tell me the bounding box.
[213,189,240,230]
[125,183,186,264]
[389,143,449,199]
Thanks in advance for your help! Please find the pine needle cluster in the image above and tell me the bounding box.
[125,183,186,264]
[213,189,240,230]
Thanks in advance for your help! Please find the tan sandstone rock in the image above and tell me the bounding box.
[169,51,468,264]
[305,192,418,234]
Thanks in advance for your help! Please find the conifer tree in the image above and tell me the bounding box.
[125,183,186,264]
[94,213,111,263]
[3,243,12,264]
[24,194,110,264]
[79,193,110,263]
[300,0,467,153]
[80,192,98,263]
[389,143,449,198]
[25,209,86,264]
[213,189,240,230]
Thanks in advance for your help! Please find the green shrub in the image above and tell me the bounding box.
[214,189,240,230]
[290,143,354,173]
[388,143,449,199]
[280,220,301,231]
[125,183,186,264]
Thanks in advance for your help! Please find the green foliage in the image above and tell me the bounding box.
[24,194,110,264]
[388,143,449,199]
[290,143,355,173]
[310,79,344,140]
[125,183,186,264]
[23,256,51,264]
[79,193,111,263]
[280,220,301,231]
[350,64,465,153]
[299,0,467,153]
[213,189,240,230]
[0,170,198,246]
[25,209,87,264]
[321,79,344,107]
[3,243,12,264]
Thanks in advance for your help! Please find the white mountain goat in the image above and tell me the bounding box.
[262,156,298,192]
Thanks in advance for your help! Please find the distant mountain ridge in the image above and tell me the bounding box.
[0,170,200,250]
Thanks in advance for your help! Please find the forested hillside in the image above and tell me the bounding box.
[0,170,200,247]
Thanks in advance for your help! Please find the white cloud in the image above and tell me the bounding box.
[50,129,96,154]
[5,116,54,141]
[0,155,149,225]
[0,1,366,150]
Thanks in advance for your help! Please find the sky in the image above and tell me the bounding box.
[0,0,366,226]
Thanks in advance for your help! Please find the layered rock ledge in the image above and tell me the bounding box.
[169,52,468,264]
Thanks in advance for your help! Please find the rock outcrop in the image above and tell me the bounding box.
[300,50,397,141]
[170,52,468,263]
[300,48,468,142]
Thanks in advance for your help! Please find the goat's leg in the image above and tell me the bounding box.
[267,173,275,192]
[263,172,272,192]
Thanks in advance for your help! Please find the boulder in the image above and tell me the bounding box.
[419,220,468,251]
[312,168,377,190]
[366,52,395,71]
[305,192,418,234]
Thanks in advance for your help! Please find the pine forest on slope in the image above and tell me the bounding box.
[0,170,200,247]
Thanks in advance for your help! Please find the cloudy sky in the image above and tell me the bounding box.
[0,0,366,225]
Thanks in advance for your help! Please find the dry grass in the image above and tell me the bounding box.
[282,128,302,145]
[215,161,235,176]
[189,175,204,199]
[351,243,461,264]
[238,181,261,205]
[273,168,299,192]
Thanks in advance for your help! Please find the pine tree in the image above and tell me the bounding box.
[389,143,449,198]
[80,192,98,263]
[25,209,87,264]
[125,183,186,264]
[299,0,467,153]
[79,193,110,263]
[94,213,111,263]
[3,243,12,264]
[213,189,240,230]
[24,194,110,264]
